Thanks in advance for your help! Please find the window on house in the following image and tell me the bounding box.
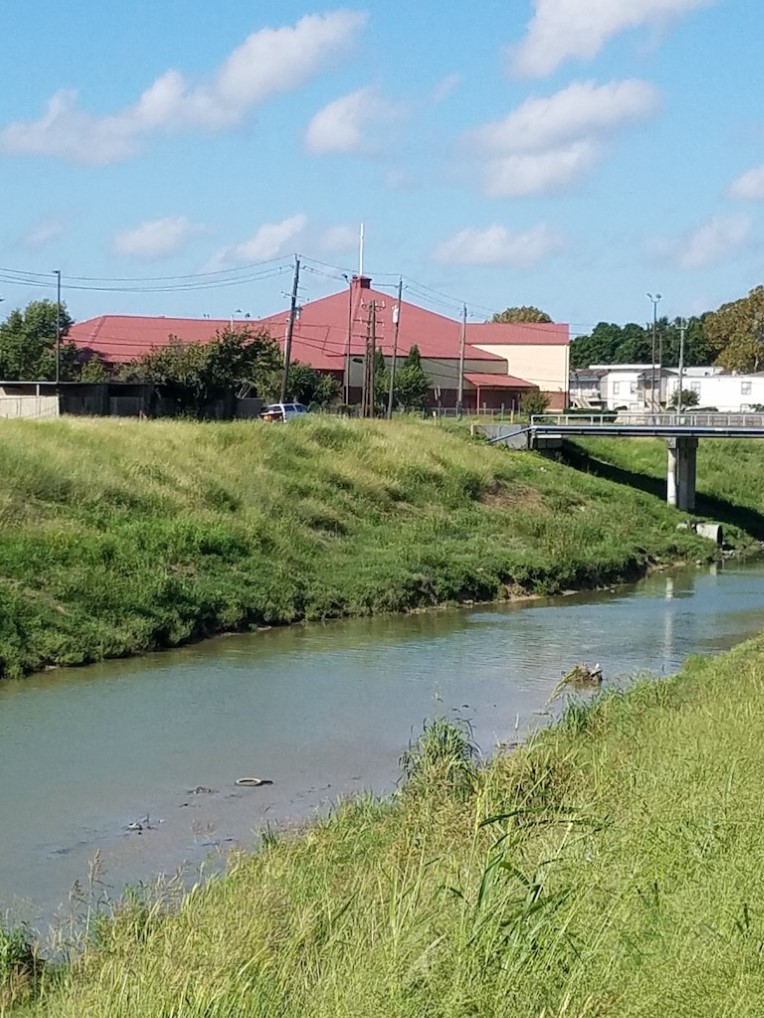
[613,382,621,395]
[742,381,752,395]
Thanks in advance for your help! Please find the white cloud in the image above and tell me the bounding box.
[320,224,358,254]
[433,223,564,267]
[466,79,659,197]
[729,164,764,200]
[0,11,366,164]
[113,216,204,259]
[206,214,308,269]
[482,142,600,197]
[21,217,64,249]
[471,80,660,154]
[511,0,716,77]
[305,87,399,155]
[652,214,753,269]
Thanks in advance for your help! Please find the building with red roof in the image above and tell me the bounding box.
[69,275,570,410]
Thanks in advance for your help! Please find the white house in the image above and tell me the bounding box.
[665,370,764,411]
[572,362,764,412]
[589,364,654,411]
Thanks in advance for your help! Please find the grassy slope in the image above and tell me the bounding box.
[568,436,764,540]
[14,638,764,1017]
[0,417,712,679]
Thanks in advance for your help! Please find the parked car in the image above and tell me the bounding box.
[259,402,309,422]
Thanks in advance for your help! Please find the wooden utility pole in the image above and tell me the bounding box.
[344,275,353,405]
[361,300,377,418]
[280,255,301,403]
[456,303,467,417]
[54,269,62,385]
[386,277,403,419]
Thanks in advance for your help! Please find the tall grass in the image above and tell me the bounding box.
[13,637,764,1016]
[0,417,715,680]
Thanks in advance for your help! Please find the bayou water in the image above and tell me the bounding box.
[2,559,763,928]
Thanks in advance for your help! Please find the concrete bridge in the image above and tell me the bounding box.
[482,412,764,512]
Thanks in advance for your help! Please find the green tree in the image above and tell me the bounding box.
[78,356,111,382]
[570,317,713,370]
[370,345,430,415]
[704,285,764,371]
[121,326,282,417]
[286,362,340,408]
[491,306,552,324]
[667,388,700,410]
[0,299,78,380]
[393,345,430,411]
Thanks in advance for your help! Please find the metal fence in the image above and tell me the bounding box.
[532,411,764,429]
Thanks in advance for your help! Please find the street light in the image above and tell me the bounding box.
[647,293,662,410]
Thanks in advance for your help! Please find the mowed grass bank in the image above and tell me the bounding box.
[12,637,764,1016]
[568,436,764,538]
[0,416,712,679]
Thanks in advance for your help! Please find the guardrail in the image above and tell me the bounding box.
[531,412,764,428]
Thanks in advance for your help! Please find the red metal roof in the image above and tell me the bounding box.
[466,321,569,346]
[257,276,504,367]
[68,279,568,368]
[68,316,259,365]
[464,373,536,389]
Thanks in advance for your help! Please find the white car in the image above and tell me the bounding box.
[259,402,309,422]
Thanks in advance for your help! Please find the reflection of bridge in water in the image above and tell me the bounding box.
[483,413,764,511]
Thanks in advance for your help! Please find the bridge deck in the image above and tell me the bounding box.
[530,424,764,438]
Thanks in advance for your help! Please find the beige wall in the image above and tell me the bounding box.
[347,355,507,390]
[0,395,59,419]
[471,344,569,399]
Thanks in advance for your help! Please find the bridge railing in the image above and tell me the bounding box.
[531,411,764,428]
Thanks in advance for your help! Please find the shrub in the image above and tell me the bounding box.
[519,390,550,417]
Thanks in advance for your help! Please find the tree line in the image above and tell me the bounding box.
[493,290,764,373]
[568,286,764,372]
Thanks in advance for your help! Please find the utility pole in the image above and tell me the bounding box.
[361,300,377,418]
[53,269,62,385]
[343,275,353,406]
[386,277,402,419]
[280,255,301,403]
[456,303,467,418]
[647,293,662,411]
[677,318,687,413]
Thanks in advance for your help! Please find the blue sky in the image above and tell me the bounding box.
[0,0,762,336]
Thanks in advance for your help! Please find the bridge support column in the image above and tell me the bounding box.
[667,437,697,511]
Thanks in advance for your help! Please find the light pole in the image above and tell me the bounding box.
[647,293,662,410]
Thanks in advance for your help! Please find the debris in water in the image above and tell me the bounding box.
[235,777,274,787]
[547,663,603,703]
[125,814,152,833]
